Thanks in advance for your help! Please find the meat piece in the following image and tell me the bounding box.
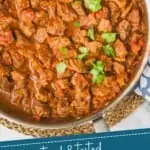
[34,10,49,26]
[30,0,39,8]
[98,19,112,32]
[129,32,145,54]
[106,0,127,9]
[0,64,12,92]
[70,89,91,117]
[31,98,51,118]
[2,51,12,65]
[29,59,54,86]
[121,1,133,18]
[20,8,35,23]
[35,88,51,103]
[36,44,52,68]
[92,76,120,98]
[128,9,140,29]
[20,22,35,37]
[130,37,145,54]
[47,36,71,50]
[130,32,143,42]
[17,45,35,58]
[10,49,25,68]
[34,27,48,43]
[100,55,113,72]
[46,18,66,36]
[92,85,110,97]
[0,76,13,92]
[56,69,73,79]
[52,81,64,97]
[85,41,102,54]
[71,1,86,16]
[68,59,88,73]
[11,88,28,106]
[56,98,70,118]
[0,64,9,77]
[117,20,131,40]
[71,73,89,90]
[15,0,30,16]
[55,49,78,60]
[57,2,77,22]
[113,62,125,75]
[2,0,18,18]
[0,30,14,47]
[55,79,70,90]
[80,13,97,28]
[95,7,110,20]
[107,1,120,24]
[11,70,26,88]
[14,30,30,46]
[72,29,87,44]
[113,62,127,86]
[0,12,13,30]
[114,39,128,62]
[40,0,56,19]
[92,97,106,110]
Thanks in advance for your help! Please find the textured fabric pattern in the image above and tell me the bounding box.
[135,56,150,101]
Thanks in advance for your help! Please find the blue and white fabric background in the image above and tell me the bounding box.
[135,56,150,101]
[0,57,150,141]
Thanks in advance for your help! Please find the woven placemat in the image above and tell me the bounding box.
[0,93,144,137]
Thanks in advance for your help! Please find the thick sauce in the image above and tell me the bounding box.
[0,0,147,121]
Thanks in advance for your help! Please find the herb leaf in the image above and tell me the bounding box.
[92,73,105,84]
[90,61,105,84]
[102,33,117,43]
[59,47,68,55]
[77,47,89,60]
[88,27,95,40]
[77,53,87,60]
[103,45,116,58]
[79,47,88,53]
[74,21,80,28]
[84,0,102,12]
[56,62,67,73]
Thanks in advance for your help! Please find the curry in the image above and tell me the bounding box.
[0,0,147,121]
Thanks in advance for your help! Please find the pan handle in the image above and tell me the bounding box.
[93,117,109,133]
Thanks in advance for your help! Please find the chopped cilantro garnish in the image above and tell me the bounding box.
[59,47,68,55]
[103,45,116,58]
[88,27,95,40]
[56,62,67,73]
[74,20,80,28]
[102,33,117,43]
[84,0,102,12]
[90,61,105,84]
[77,47,89,60]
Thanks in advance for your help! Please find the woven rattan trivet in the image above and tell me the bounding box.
[0,93,144,137]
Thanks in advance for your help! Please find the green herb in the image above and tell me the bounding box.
[79,47,88,53]
[56,62,67,73]
[84,0,102,12]
[77,47,89,60]
[88,27,95,40]
[90,61,105,84]
[103,45,116,58]
[59,47,68,55]
[77,53,87,60]
[92,73,105,84]
[102,33,117,43]
[74,20,80,28]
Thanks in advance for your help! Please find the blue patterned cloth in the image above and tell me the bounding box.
[135,56,150,101]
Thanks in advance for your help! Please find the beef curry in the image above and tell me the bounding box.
[0,0,147,121]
